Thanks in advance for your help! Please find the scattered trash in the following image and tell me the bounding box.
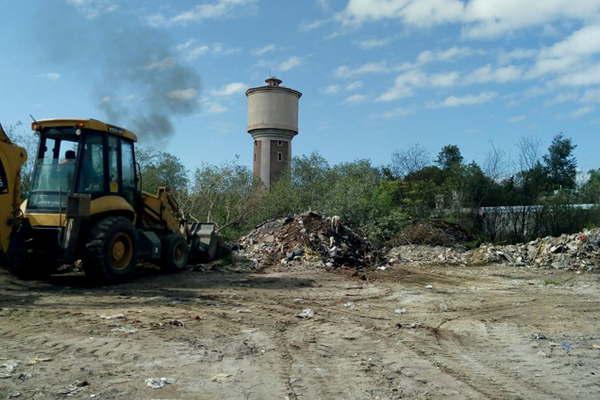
[1,360,20,378]
[26,357,52,366]
[211,373,233,383]
[394,308,407,315]
[297,308,315,319]
[167,319,185,327]
[425,284,433,289]
[99,313,126,320]
[7,392,21,398]
[532,333,547,340]
[560,341,573,354]
[592,344,600,350]
[343,302,356,309]
[145,377,176,389]
[111,327,138,334]
[238,212,375,268]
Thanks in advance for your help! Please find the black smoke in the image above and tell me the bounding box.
[32,1,201,141]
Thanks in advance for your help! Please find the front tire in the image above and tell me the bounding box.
[160,234,189,272]
[6,226,57,280]
[83,216,137,283]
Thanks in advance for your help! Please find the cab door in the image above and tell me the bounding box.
[0,125,27,255]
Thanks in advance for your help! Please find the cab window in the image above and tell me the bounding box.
[121,140,136,204]
[78,133,105,193]
[108,136,119,193]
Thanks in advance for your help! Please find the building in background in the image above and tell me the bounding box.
[246,77,302,188]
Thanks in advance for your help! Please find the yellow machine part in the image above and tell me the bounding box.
[21,196,136,228]
[0,127,27,254]
[141,187,184,234]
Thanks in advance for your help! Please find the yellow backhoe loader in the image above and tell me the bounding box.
[0,119,220,282]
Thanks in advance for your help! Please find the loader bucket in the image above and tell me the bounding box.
[189,222,219,262]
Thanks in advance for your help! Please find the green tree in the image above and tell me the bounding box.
[543,134,577,190]
[137,148,188,194]
[436,145,463,170]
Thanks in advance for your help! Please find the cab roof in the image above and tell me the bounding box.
[32,119,137,142]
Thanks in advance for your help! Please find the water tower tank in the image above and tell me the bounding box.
[246,77,302,188]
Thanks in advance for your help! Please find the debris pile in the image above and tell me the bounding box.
[387,245,468,266]
[237,212,373,268]
[469,229,600,271]
[388,228,600,271]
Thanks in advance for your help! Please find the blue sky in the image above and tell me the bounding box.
[2,0,600,175]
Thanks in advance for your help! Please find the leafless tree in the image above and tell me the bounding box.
[516,136,543,172]
[483,142,508,181]
[391,144,430,177]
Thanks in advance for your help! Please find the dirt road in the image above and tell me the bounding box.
[1,263,599,399]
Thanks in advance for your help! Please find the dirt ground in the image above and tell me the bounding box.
[1,262,599,399]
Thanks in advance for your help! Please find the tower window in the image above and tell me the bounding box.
[278,140,283,146]
[278,152,282,161]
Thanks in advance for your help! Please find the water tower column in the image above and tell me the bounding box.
[246,77,302,188]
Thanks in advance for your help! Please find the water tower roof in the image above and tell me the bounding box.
[245,77,302,98]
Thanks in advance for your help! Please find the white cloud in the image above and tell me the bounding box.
[555,63,600,86]
[380,107,414,118]
[335,61,396,78]
[356,37,391,49]
[322,84,340,94]
[252,44,279,56]
[278,56,302,71]
[571,105,594,117]
[211,82,247,97]
[199,97,228,114]
[508,114,526,123]
[546,92,579,106]
[345,81,364,91]
[176,40,239,61]
[167,88,198,101]
[377,69,459,102]
[432,91,497,108]
[299,18,330,32]
[148,0,255,26]
[67,0,118,19]
[339,0,600,39]
[498,48,537,65]
[144,57,176,71]
[531,24,600,82]
[37,72,61,80]
[581,88,600,103]
[466,64,522,84]
[344,94,367,104]
[416,46,476,64]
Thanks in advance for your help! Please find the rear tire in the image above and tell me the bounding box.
[160,234,189,272]
[83,216,137,283]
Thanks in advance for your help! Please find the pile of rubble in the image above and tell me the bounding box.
[237,212,374,269]
[387,229,600,271]
[469,229,600,271]
[387,245,468,266]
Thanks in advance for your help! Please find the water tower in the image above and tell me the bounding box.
[246,77,302,188]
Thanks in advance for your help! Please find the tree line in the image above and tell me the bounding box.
[138,133,600,245]
[8,120,600,245]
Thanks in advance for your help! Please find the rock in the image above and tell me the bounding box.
[297,308,315,319]
[145,377,176,389]
[211,373,233,383]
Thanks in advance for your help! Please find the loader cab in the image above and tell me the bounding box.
[28,120,138,213]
